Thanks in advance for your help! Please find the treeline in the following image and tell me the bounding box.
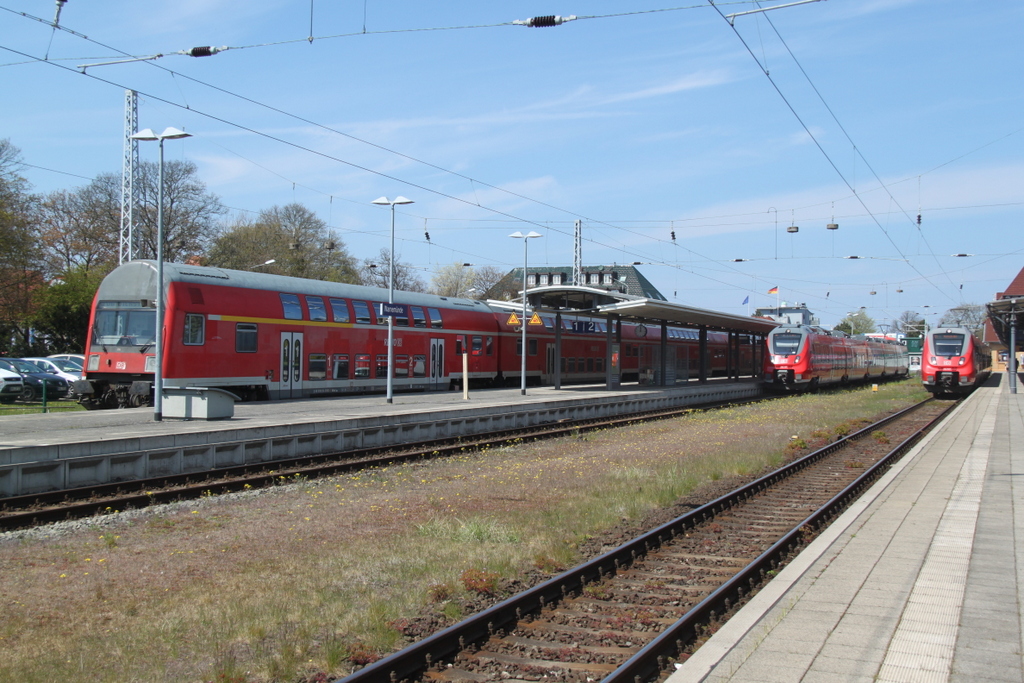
[0,139,510,356]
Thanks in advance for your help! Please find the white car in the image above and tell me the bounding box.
[22,357,83,384]
[48,353,85,367]
[0,367,24,404]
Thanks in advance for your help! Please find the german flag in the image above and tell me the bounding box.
[767,286,779,294]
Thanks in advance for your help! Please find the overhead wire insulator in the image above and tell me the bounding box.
[182,46,226,57]
[424,231,431,242]
[513,15,578,27]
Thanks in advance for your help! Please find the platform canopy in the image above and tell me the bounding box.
[492,285,778,335]
[987,296,1024,350]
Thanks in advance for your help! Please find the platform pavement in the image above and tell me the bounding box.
[0,378,758,451]
[669,374,1023,683]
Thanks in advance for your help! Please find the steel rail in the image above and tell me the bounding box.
[335,397,949,683]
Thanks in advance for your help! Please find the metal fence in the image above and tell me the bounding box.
[0,399,84,417]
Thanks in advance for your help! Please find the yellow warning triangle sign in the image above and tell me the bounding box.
[528,313,543,325]
[506,312,520,325]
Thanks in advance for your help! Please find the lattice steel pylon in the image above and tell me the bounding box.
[573,219,582,285]
[119,89,140,264]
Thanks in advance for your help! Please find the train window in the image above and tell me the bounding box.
[542,317,554,330]
[332,354,349,379]
[308,353,327,380]
[329,298,351,323]
[93,303,155,346]
[374,302,388,325]
[516,338,522,356]
[280,293,303,320]
[394,355,409,377]
[352,301,372,324]
[529,339,538,356]
[354,354,371,378]
[393,309,410,327]
[470,336,483,355]
[428,307,443,328]
[561,357,567,372]
[183,313,205,345]
[412,355,426,378]
[486,336,493,355]
[932,333,965,356]
[587,358,594,372]
[595,357,604,373]
[771,333,803,355]
[236,323,258,353]
[411,306,427,328]
[567,358,576,372]
[578,357,585,371]
[375,355,389,378]
[306,296,327,322]
[455,335,465,356]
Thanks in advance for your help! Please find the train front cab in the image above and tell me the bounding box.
[922,329,985,396]
[766,325,811,390]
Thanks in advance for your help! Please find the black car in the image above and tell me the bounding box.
[0,358,70,401]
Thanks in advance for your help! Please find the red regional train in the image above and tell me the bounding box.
[764,324,909,392]
[920,327,991,396]
[75,261,758,409]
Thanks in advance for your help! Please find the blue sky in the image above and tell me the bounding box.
[2,0,1022,329]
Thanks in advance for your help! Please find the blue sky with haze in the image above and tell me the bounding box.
[3,0,1022,329]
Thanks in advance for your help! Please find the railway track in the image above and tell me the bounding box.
[336,397,953,683]
[0,394,774,531]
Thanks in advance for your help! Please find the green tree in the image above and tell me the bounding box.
[30,265,108,353]
[0,139,44,354]
[430,263,476,297]
[207,204,359,282]
[834,309,877,335]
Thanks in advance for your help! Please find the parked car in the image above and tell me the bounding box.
[0,366,23,404]
[48,353,85,367]
[0,358,70,401]
[21,357,83,384]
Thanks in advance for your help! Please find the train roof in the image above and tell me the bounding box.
[98,260,491,312]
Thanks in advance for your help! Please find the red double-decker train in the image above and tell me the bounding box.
[920,327,991,396]
[764,324,909,391]
[75,261,758,409]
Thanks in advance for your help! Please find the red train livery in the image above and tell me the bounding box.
[765,324,909,391]
[76,261,757,409]
[920,327,991,396]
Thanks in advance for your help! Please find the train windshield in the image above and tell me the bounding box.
[931,333,965,356]
[92,302,156,347]
[771,332,804,355]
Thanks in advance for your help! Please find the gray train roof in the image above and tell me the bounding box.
[493,285,778,335]
[98,261,490,312]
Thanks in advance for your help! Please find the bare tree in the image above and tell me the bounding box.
[471,265,507,299]
[938,303,986,335]
[893,310,926,337]
[359,248,427,292]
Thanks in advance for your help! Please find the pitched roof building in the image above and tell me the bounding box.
[981,265,1024,371]
[487,264,667,302]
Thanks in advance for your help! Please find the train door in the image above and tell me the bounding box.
[429,338,445,389]
[280,332,304,398]
[545,343,556,383]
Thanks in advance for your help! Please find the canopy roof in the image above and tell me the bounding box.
[492,285,778,335]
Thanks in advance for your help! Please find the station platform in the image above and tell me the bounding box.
[670,374,1023,683]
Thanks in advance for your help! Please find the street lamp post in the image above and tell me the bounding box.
[372,196,414,403]
[130,127,192,421]
[510,231,542,395]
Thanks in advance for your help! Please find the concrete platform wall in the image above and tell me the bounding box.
[0,383,761,497]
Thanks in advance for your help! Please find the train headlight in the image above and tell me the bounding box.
[929,357,937,364]
[794,355,800,363]
[958,357,966,366]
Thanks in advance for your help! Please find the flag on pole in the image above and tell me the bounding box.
[767,286,779,294]
[741,296,749,305]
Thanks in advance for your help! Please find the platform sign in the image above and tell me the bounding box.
[378,302,409,318]
[529,313,543,325]
[506,312,520,325]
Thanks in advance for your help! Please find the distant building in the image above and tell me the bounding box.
[486,264,667,301]
[982,265,1024,371]
[753,303,819,326]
